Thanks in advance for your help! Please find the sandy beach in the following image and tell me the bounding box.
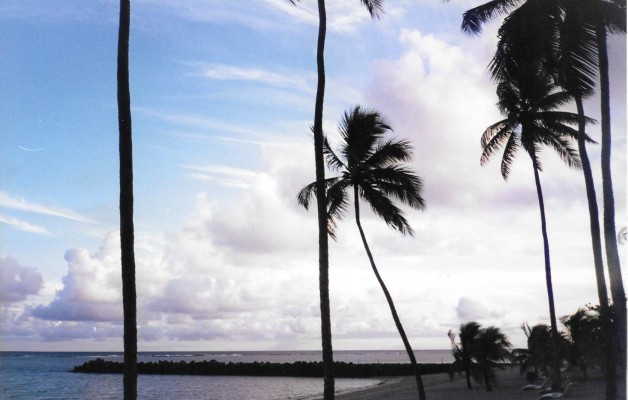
[329,368,609,400]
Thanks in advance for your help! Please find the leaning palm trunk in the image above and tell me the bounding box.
[354,188,426,400]
[574,95,616,399]
[596,22,627,398]
[313,1,334,398]
[117,0,138,398]
[530,156,562,391]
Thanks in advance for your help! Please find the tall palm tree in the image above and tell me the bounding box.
[480,70,582,390]
[593,5,627,394]
[117,0,137,398]
[289,2,383,399]
[448,322,481,389]
[475,326,512,392]
[462,1,626,395]
[490,4,618,395]
[298,106,427,400]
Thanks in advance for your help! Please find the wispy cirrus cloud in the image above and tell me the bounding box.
[0,215,50,235]
[190,63,313,93]
[0,192,94,223]
[183,164,258,189]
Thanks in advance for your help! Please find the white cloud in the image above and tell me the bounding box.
[183,164,258,189]
[0,192,94,223]
[32,232,123,322]
[0,257,43,303]
[0,214,50,235]
[194,64,313,93]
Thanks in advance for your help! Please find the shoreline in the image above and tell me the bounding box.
[321,368,611,400]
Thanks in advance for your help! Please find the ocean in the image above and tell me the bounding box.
[0,350,453,399]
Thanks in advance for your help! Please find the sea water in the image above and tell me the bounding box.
[0,350,453,399]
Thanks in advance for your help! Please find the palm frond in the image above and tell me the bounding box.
[534,91,576,111]
[369,166,425,210]
[326,178,351,240]
[500,133,519,180]
[360,0,384,19]
[536,110,592,128]
[340,106,391,168]
[480,119,511,147]
[297,181,317,210]
[359,184,413,236]
[462,0,523,35]
[323,137,346,171]
[365,138,414,169]
[480,124,514,167]
[538,132,582,169]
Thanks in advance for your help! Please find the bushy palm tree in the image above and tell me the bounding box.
[522,323,570,379]
[117,0,137,398]
[289,2,383,398]
[298,106,427,399]
[448,322,511,391]
[475,326,512,391]
[562,306,605,379]
[448,322,481,389]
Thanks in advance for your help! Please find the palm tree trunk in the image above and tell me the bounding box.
[483,366,493,392]
[463,357,472,389]
[314,1,334,399]
[117,0,137,398]
[530,158,562,392]
[353,187,426,400]
[574,95,616,399]
[596,22,626,398]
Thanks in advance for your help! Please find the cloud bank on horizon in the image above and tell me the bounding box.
[0,0,625,351]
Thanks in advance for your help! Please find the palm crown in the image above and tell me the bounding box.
[480,74,587,179]
[298,106,425,237]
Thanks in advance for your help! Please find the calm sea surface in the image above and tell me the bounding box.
[0,350,453,399]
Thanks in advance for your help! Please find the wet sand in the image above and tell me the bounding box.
[331,368,609,400]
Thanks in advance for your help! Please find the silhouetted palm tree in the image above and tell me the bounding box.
[475,326,512,391]
[562,306,605,379]
[289,3,383,398]
[117,0,137,398]
[489,4,618,394]
[448,322,481,389]
[298,106,427,399]
[480,69,582,390]
[462,1,626,395]
[523,323,553,378]
[592,5,627,393]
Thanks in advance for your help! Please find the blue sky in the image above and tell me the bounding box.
[1,0,626,352]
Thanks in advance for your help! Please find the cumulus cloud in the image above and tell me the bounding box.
[32,232,123,322]
[455,297,503,321]
[0,257,44,303]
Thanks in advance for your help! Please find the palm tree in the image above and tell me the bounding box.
[523,323,553,378]
[523,323,571,379]
[462,1,626,395]
[117,0,137,398]
[562,306,605,379]
[475,326,512,392]
[593,5,627,394]
[298,106,427,400]
[289,2,383,399]
[448,322,481,389]
[490,4,618,394]
[480,69,582,390]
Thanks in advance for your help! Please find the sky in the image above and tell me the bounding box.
[0,0,626,353]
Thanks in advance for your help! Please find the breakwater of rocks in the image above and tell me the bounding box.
[73,358,450,378]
